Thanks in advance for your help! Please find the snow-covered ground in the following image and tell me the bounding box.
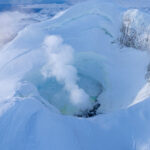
[0,3,68,49]
[0,0,150,149]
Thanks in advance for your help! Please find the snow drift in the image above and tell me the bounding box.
[0,0,150,149]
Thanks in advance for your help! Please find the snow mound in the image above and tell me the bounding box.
[0,0,150,149]
[0,0,149,114]
[120,9,150,51]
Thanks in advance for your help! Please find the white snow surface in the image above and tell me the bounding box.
[0,0,150,149]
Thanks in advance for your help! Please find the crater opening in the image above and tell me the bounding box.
[15,35,105,118]
[22,70,104,118]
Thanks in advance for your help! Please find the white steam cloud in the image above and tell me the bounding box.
[41,35,91,110]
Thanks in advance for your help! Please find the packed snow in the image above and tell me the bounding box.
[0,0,150,149]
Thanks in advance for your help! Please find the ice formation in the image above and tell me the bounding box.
[0,0,150,149]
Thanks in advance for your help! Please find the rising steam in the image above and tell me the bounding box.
[41,35,91,110]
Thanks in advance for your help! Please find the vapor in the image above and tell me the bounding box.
[41,35,91,110]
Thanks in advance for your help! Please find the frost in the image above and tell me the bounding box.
[0,0,150,149]
[120,9,150,51]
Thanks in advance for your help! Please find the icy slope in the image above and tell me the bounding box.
[0,3,68,49]
[0,0,150,149]
[0,0,149,113]
[1,91,150,149]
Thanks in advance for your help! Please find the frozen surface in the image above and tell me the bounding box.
[0,0,150,149]
[1,92,150,150]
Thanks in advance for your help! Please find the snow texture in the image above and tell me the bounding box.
[0,0,150,149]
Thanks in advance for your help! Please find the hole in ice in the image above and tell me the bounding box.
[21,68,103,118]
[15,36,105,118]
